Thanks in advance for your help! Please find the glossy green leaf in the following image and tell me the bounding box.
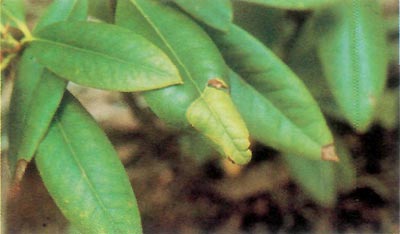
[316,0,388,132]
[237,0,339,10]
[282,153,336,207]
[229,71,331,160]
[179,130,216,163]
[87,0,114,23]
[33,0,88,33]
[212,24,335,160]
[1,0,25,27]
[286,18,342,120]
[172,0,232,31]
[187,86,251,164]
[8,48,67,180]
[30,21,181,92]
[115,0,227,126]
[35,92,142,234]
[116,0,251,163]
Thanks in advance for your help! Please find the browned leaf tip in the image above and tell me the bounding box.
[321,144,339,162]
[13,159,28,184]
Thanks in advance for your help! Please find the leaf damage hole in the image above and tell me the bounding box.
[208,78,228,89]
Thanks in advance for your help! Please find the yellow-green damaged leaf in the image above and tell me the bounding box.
[30,21,182,92]
[187,85,251,165]
[316,0,388,132]
[35,92,142,234]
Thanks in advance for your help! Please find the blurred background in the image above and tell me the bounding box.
[2,0,399,233]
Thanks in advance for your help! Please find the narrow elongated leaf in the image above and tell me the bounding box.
[30,21,181,92]
[238,0,338,10]
[116,0,227,126]
[230,71,330,160]
[212,25,335,160]
[1,0,25,27]
[172,0,232,31]
[35,92,142,234]
[333,138,356,192]
[316,0,388,132]
[8,48,67,180]
[116,0,251,163]
[282,153,336,207]
[8,3,88,180]
[187,86,251,164]
[33,0,88,33]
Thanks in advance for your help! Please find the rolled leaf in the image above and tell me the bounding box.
[187,86,251,164]
[316,0,388,132]
[1,0,25,27]
[33,0,88,33]
[238,0,338,10]
[172,0,232,31]
[30,21,182,92]
[36,92,142,234]
[212,24,334,160]
[8,48,67,180]
[116,0,251,163]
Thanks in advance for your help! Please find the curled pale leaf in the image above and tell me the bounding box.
[187,85,251,164]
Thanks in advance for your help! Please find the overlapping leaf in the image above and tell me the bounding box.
[30,21,181,92]
[7,0,88,181]
[33,0,88,33]
[238,0,339,10]
[212,25,334,160]
[1,0,25,27]
[8,48,67,180]
[172,0,232,31]
[116,0,251,164]
[316,0,388,132]
[35,92,142,234]
[87,0,114,23]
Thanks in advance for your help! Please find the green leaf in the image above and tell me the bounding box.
[35,92,142,234]
[172,0,232,31]
[87,0,114,23]
[316,0,388,132]
[212,24,335,160]
[115,0,227,126]
[237,0,339,10]
[282,153,336,207]
[115,0,251,163]
[333,138,356,192]
[30,21,181,92]
[187,86,251,165]
[33,0,88,33]
[8,48,67,180]
[1,0,25,27]
[375,88,399,130]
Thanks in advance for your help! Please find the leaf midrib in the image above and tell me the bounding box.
[55,117,120,233]
[132,0,248,157]
[32,37,171,77]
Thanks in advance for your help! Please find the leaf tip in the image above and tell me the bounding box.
[321,144,339,162]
